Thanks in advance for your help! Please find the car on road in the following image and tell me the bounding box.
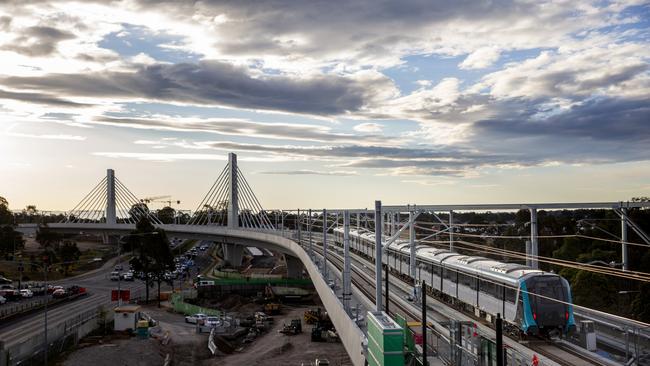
[47,285,64,294]
[204,316,220,327]
[122,272,134,281]
[109,271,120,281]
[185,313,207,324]
[0,295,6,304]
[20,289,34,298]
[115,264,123,271]
[52,288,66,298]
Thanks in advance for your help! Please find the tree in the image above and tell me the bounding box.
[125,218,174,305]
[0,196,13,225]
[35,225,62,250]
[58,241,81,276]
[0,225,24,259]
[156,206,176,224]
[571,270,617,311]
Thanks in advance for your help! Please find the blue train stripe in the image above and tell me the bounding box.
[520,281,537,332]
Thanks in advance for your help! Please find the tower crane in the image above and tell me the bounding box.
[140,195,181,207]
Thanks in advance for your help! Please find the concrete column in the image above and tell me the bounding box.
[106,169,116,225]
[322,209,328,280]
[621,208,628,271]
[525,240,532,267]
[449,210,454,251]
[374,200,382,312]
[286,255,303,278]
[223,243,243,267]
[530,208,538,269]
[343,210,351,312]
[227,153,239,228]
[356,212,360,230]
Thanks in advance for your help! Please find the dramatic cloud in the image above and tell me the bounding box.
[258,170,358,176]
[0,0,648,185]
[94,116,391,144]
[0,88,90,107]
[2,25,75,56]
[0,61,395,115]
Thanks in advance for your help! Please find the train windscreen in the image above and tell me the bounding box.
[526,276,568,328]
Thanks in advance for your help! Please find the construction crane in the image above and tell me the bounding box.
[141,195,181,207]
[140,195,170,204]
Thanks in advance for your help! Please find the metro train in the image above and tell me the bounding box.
[332,227,576,336]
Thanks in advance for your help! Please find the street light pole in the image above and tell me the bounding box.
[44,262,48,366]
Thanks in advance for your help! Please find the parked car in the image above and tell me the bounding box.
[185,313,207,324]
[0,295,6,304]
[20,289,34,298]
[109,271,120,281]
[52,288,66,298]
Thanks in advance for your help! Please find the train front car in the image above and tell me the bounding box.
[519,274,576,336]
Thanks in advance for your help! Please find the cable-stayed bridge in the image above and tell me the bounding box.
[12,152,650,366]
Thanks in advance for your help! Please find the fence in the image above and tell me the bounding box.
[0,305,112,366]
[170,293,219,317]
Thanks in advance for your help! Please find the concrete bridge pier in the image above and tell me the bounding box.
[285,255,304,278]
[102,233,118,246]
[223,243,244,267]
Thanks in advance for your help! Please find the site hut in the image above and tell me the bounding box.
[114,305,142,331]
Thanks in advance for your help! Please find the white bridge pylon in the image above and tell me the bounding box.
[62,153,273,229]
[62,169,162,225]
[189,153,274,229]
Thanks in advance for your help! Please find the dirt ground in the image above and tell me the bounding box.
[63,338,165,366]
[63,303,351,366]
[212,306,352,366]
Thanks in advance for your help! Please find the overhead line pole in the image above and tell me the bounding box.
[374,200,382,312]
[621,208,628,271]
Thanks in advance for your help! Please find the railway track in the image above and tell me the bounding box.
[302,236,612,366]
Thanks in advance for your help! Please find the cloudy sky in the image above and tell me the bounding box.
[1,0,649,211]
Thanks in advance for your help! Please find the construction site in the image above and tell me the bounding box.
[60,241,352,366]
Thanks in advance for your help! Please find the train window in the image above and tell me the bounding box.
[505,287,516,303]
[495,284,503,300]
[458,272,471,287]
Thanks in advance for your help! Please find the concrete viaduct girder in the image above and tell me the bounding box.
[46,223,366,366]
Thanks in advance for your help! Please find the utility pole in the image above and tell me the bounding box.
[422,280,428,366]
[621,207,628,271]
[449,210,454,251]
[308,209,313,258]
[374,200,382,312]
[496,313,504,366]
[530,208,539,269]
[322,209,328,280]
[43,262,48,366]
[343,211,351,313]
[409,210,416,285]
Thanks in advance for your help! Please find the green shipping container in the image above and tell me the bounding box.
[366,311,404,366]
